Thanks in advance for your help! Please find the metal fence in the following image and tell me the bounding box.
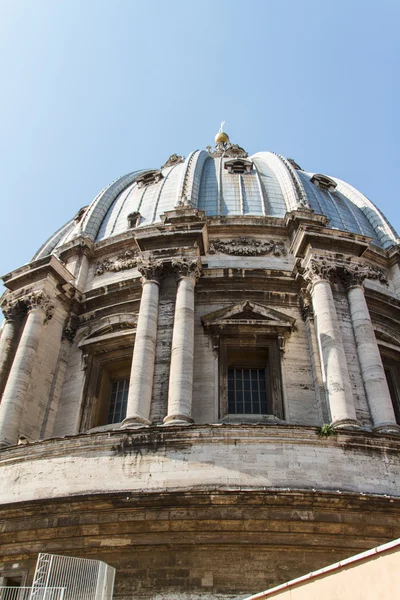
[0,588,65,600]
[0,553,115,600]
[30,554,115,600]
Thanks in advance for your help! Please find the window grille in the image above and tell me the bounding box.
[107,379,129,424]
[228,368,268,414]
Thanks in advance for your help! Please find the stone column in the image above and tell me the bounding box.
[0,292,54,447]
[346,273,399,434]
[306,261,360,429]
[0,299,23,399]
[121,261,164,428]
[164,259,201,425]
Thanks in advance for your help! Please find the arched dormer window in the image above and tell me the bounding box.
[310,174,337,192]
[136,170,163,189]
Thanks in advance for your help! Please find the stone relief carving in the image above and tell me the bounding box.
[171,259,202,282]
[209,237,286,257]
[161,154,185,169]
[138,260,164,283]
[62,315,79,342]
[95,251,138,276]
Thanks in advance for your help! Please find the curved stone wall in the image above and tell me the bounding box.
[1,426,399,505]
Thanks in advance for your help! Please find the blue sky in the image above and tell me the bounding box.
[1,0,399,279]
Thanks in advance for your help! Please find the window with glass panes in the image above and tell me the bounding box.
[226,348,270,415]
[228,368,268,414]
[107,379,129,424]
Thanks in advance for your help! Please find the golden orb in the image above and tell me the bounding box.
[215,131,229,145]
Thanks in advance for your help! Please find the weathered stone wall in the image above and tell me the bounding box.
[1,489,399,600]
[0,427,399,505]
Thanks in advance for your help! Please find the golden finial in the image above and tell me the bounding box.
[215,120,229,145]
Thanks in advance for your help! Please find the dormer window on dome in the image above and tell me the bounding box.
[310,174,337,192]
[224,158,253,175]
[136,170,163,189]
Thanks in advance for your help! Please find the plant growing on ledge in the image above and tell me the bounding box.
[317,424,338,437]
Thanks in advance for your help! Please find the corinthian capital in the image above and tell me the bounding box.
[336,264,389,289]
[303,259,336,285]
[138,260,164,283]
[0,298,24,322]
[171,259,202,283]
[23,291,54,322]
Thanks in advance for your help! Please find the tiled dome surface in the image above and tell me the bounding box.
[34,150,399,259]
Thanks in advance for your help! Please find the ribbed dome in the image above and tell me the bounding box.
[34,148,399,259]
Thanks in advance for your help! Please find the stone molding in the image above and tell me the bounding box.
[138,260,164,283]
[171,259,202,283]
[95,251,138,276]
[209,237,286,257]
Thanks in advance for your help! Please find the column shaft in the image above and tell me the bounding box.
[0,308,45,447]
[347,285,399,433]
[311,279,360,428]
[122,280,160,427]
[164,277,195,424]
[0,318,18,399]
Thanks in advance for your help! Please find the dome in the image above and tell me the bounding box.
[1,131,400,600]
[33,143,399,260]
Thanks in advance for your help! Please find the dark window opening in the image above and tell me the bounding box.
[385,367,400,424]
[226,348,273,415]
[107,379,129,424]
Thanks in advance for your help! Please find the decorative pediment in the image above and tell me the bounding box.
[202,301,295,335]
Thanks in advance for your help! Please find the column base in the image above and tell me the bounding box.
[331,418,362,431]
[373,423,400,435]
[163,414,194,426]
[120,416,152,429]
[0,440,12,450]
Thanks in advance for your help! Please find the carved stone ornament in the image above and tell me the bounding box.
[171,259,202,283]
[161,154,185,169]
[337,264,389,288]
[304,259,336,284]
[62,314,79,342]
[138,260,164,283]
[0,297,25,321]
[211,142,249,159]
[23,291,54,322]
[304,259,389,288]
[209,237,286,257]
[299,291,313,322]
[95,251,138,276]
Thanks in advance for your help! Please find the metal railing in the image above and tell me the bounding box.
[0,588,65,600]
[30,554,115,600]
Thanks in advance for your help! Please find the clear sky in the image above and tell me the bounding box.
[1,0,399,281]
